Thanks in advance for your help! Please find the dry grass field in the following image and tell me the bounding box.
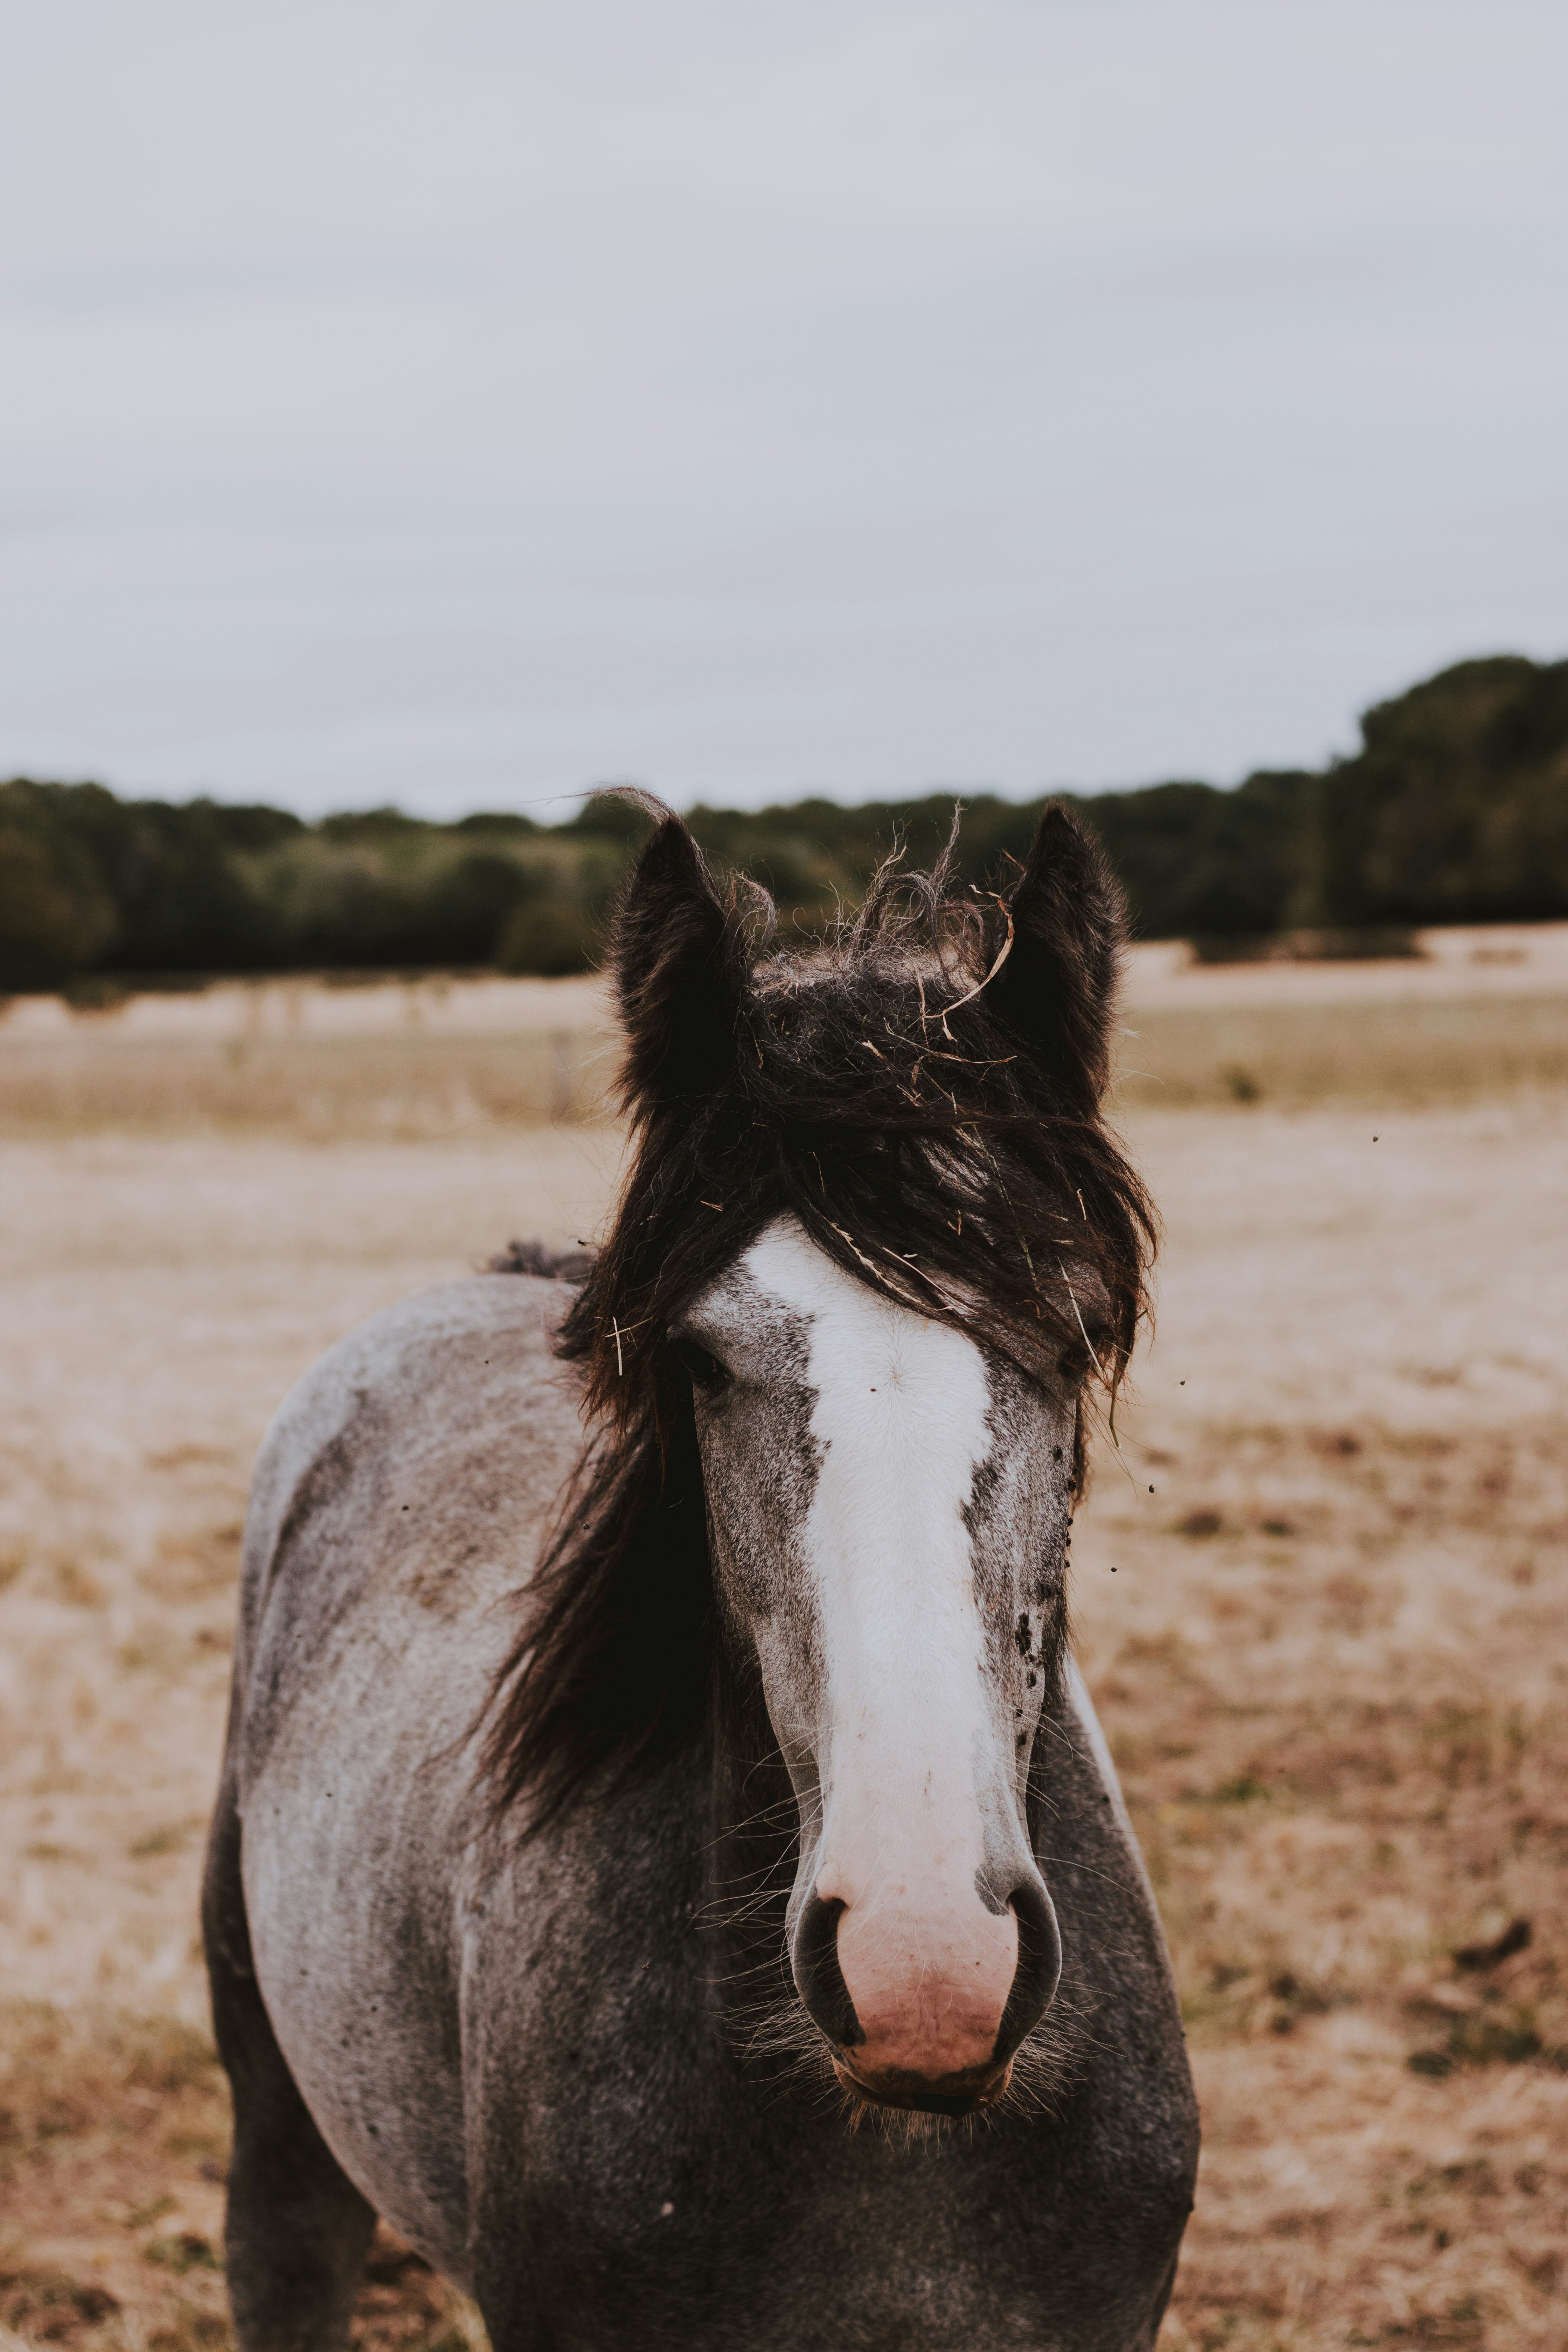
[2,936,1566,2351]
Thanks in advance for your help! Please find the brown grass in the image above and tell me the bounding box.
[4,923,1566,1137]
[1,970,1566,2350]
[0,975,617,1135]
[1073,1100,1568,2349]
[1116,991,1568,1110]
[0,2004,481,2352]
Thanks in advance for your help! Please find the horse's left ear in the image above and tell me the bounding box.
[612,814,750,1115]
[986,802,1126,1115]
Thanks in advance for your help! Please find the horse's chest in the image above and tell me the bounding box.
[476,2109,1178,2352]
[464,1901,1184,2351]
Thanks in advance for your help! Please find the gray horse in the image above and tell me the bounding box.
[203,804,1198,2351]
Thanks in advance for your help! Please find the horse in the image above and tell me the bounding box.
[202,802,1199,2352]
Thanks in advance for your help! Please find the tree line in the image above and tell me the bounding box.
[2,653,1565,993]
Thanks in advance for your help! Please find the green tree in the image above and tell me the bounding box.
[1321,657,1568,924]
[0,785,121,988]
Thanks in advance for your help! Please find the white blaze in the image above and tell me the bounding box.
[743,1224,1018,2081]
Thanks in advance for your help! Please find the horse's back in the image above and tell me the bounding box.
[238,1273,580,1676]
[223,1274,582,2272]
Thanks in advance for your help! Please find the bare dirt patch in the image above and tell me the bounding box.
[0,2004,480,2352]
[1071,1099,1568,2348]
[1,1026,1564,2347]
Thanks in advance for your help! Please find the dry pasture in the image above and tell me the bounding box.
[1,946,1566,2351]
[3,920,1567,1135]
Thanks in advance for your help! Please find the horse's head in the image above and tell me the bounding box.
[677,1214,1076,2114]
[487,801,1151,2121]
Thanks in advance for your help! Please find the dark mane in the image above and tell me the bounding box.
[480,803,1156,1831]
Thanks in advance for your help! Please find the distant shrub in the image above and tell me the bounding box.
[0,828,90,988]
[496,899,599,975]
[403,850,538,964]
[1083,770,1320,941]
[0,812,119,989]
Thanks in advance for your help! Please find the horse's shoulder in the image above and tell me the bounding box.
[240,1276,583,1639]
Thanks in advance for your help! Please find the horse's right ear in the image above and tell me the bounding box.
[985,801,1126,1116]
[611,816,749,1116]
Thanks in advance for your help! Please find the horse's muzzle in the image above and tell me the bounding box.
[792,1874,1061,2117]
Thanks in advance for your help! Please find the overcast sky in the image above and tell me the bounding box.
[3,0,1566,818]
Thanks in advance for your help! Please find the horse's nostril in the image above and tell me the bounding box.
[792,1892,864,2049]
[992,1875,1063,2066]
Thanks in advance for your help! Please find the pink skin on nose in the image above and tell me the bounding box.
[816,1846,1019,2087]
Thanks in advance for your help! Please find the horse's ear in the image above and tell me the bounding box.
[987,802,1125,1114]
[612,815,748,1114]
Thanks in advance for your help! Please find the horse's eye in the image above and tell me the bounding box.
[673,1335,733,1399]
